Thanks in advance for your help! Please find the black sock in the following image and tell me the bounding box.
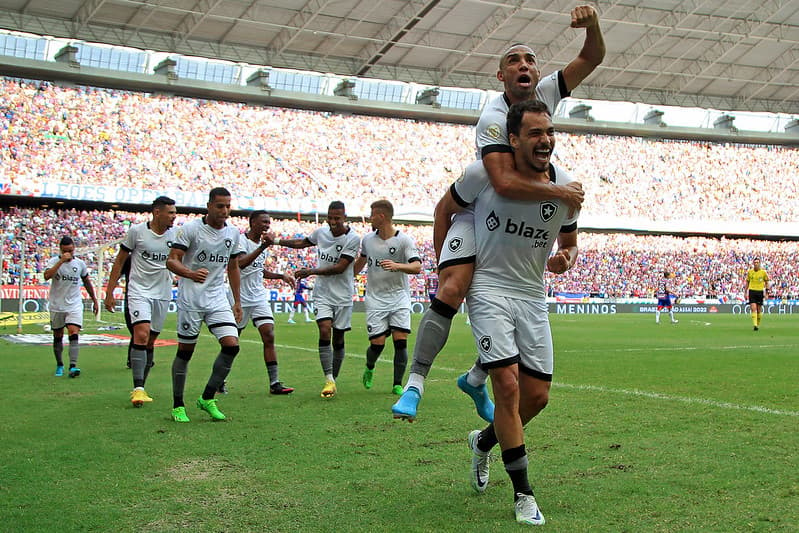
[477,425,498,453]
[502,445,532,497]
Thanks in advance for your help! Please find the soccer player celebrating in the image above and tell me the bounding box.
[166,187,245,422]
[105,196,178,406]
[267,201,360,398]
[44,236,100,378]
[444,100,579,525]
[655,271,679,324]
[392,5,603,422]
[235,210,295,395]
[352,200,422,395]
[745,257,769,331]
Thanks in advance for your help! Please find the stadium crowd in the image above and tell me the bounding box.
[2,77,798,223]
[2,208,798,300]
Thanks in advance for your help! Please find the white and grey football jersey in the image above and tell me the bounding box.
[360,230,420,310]
[453,159,579,300]
[46,256,89,313]
[172,217,245,311]
[475,70,568,158]
[238,234,269,306]
[120,222,176,300]
[307,226,360,306]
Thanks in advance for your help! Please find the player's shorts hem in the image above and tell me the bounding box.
[520,364,553,382]
[209,322,238,331]
[748,290,764,305]
[177,334,199,342]
[438,256,476,271]
[130,319,151,327]
[391,326,411,334]
[332,326,352,332]
[368,329,392,341]
[479,354,521,369]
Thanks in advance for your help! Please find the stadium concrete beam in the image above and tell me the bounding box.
[740,47,799,106]
[597,0,710,90]
[172,0,225,49]
[658,5,788,98]
[269,0,331,57]
[434,0,522,85]
[72,0,108,35]
[218,0,260,45]
[353,0,440,77]
[0,8,797,114]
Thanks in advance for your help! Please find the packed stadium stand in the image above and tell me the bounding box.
[1,77,798,302]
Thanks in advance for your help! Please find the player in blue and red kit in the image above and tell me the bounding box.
[655,271,678,324]
[288,278,312,323]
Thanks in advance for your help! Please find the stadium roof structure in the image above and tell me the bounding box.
[0,0,797,115]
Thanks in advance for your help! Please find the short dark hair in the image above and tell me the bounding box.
[371,199,394,218]
[328,200,345,212]
[249,209,270,222]
[209,187,231,202]
[152,196,175,210]
[506,100,551,137]
[59,236,74,247]
[663,271,670,278]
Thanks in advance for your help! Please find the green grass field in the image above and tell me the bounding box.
[1,312,797,532]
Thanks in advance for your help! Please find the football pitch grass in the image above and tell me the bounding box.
[1,312,797,532]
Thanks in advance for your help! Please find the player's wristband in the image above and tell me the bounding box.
[274,238,281,246]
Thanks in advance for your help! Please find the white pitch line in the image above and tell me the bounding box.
[557,383,799,418]
[559,343,799,354]
[223,336,799,418]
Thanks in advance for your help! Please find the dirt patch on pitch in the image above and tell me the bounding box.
[165,457,240,481]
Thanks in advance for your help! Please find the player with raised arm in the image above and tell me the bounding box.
[105,196,177,407]
[166,187,245,422]
[451,100,579,525]
[234,210,295,395]
[393,5,603,422]
[45,236,99,378]
[267,201,360,398]
[352,200,422,395]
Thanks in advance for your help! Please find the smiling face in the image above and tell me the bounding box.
[498,44,540,103]
[510,110,555,174]
[250,213,271,235]
[326,207,347,236]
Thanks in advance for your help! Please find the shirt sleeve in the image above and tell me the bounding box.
[452,160,490,206]
[120,223,138,253]
[342,233,360,260]
[171,220,194,251]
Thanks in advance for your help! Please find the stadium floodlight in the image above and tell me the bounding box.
[54,45,80,68]
[154,58,178,81]
[334,79,357,100]
[569,103,594,121]
[246,69,272,93]
[713,114,736,131]
[643,109,666,127]
[416,88,441,108]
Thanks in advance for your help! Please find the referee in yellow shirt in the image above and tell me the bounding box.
[744,258,769,331]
